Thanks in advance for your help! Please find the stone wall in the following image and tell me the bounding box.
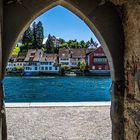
[111,0,140,139]
[123,2,140,140]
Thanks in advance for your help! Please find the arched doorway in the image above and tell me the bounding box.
[1,0,125,139]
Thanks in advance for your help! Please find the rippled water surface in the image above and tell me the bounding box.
[3,76,111,102]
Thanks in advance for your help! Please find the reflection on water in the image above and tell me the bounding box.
[3,76,111,102]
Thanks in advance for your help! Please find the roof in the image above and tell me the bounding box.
[88,43,97,49]
[94,46,105,54]
[71,48,86,59]
[59,48,86,59]
[59,48,70,58]
[17,50,27,62]
[24,49,36,62]
[86,48,94,55]
[41,53,58,62]
[24,49,43,62]
[9,55,17,62]
[34,49,43,61]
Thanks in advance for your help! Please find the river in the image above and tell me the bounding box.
[3,76,111,102]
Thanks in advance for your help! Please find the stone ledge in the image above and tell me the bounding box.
[5,102,111,108]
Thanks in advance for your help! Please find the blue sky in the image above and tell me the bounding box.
[34,5,99,43]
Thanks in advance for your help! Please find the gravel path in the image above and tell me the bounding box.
[6,106,111,140]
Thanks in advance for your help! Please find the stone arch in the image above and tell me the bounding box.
[2,0,125,139]
[3,0,124,81]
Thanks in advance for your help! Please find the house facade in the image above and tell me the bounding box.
[69,48,86,67]
[40,53,59,73]
[6,54,18,71]
[24,49,43,75]
[87,46,110,70]
[59,48,86,68]
[16,50,27,68]
[59,48,70,66]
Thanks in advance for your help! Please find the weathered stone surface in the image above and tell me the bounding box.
[122,1,140,140]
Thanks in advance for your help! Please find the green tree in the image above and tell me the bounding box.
[32,21,44,49]
[90,37,98,48]
[79,40,86,48]
[85,41,91,48]
[22,26,33,45]
[67,40,80,48]
[12,46,20,56]
[90,38,94,44]
[45,34,54,53]
[59,38,65,44]
[60,43,68,48]
[79,60,86,72]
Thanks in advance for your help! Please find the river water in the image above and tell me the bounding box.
[3,76,111,102]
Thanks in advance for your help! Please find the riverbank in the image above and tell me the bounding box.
[6,105,111,140]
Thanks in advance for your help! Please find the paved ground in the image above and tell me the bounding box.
[6,106,111,140]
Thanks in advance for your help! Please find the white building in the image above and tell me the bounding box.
[59,48,86,68]
[59,48,70,66]
[24,49,59,75]
[40,53,59,73]
[24,49,43,75]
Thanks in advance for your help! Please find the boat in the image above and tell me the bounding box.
[65,72,77,76]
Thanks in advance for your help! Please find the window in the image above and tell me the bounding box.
[49,67,52,70]
[41,67,44,70]
[45,67,48,70]
[35,67,37,70]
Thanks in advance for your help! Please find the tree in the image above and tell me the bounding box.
[45,34,54,53]
[60,43,68,48]
[67,40,80,48]
[90,38,94,44]
[85,41,91,48]
[59,38,65,44]
[32,21,44,49]
[12,46,20,56]
[79,60,86,72]
[90,37,98,48]
[22,26,33,45]
[79,40,86,48]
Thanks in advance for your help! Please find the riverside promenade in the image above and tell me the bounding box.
[6,102,111,140]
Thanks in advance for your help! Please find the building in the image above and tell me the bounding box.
[16,50,27,68]
[59,48,71,66]
[40,53,59,73]
[24,49,43,75]
[59,48,86,68]
[51,36,61,47]
[87,46,110,71]
[6,54,18,71]
[70,48,86,67]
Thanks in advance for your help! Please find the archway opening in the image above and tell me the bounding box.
[4,5,112,103]
[4,5,112,139]
[2,0,124,139]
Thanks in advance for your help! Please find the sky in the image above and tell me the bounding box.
[34,5,100,44]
